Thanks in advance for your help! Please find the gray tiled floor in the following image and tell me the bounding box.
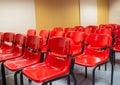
[0,53,120,85]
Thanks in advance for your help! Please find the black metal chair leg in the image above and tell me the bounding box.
[42,82,48,85]
[111,62,114,85]
[113,51,115,65]
[85,66,87,78]
[98,66,100,70]
[71,73,77,85]
[28,79,32,83]
[67,75,70,85]
[14,70,22,85]
[1,63,6,85]
[40,52,45,62]
[49,82,52,85]
[20,72,24,85]
[92,66,98,85]
[105,63,107,71]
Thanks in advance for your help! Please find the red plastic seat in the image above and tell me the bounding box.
[27,29,36,36]
[2,36,43,85]
[0,32,4,47]
[65,31,85,56]
[74,33,113,85]
[20,37,77,85]
[0,32,15,54]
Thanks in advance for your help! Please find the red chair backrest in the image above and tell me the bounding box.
[10,34,26,54]
[49,30,64,38]
[113,38,120,46]
[48,37,70,56]
[39,30,50,45]
[27,29,36,36]
[64,27,75,34]
[3,32,15,42]
[14,34,26,46]
[74,26,85,31]
[86,25,98,33]
[53,27,63,31]
[85,33,112,48]
[23,36,43,61]
[65,31,85,44]
[96,28,112,35]
[1,32,15,49]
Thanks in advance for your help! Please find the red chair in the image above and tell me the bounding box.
[113,37,120,52]
[53,27,63,31]
[0,32,15,54]
[74,26,85,32]
[49,30,64,38]
[0,34,26,85]
[0,34,26,61]
[20,37,77,85]
[96,28,112,35]
[27,29,36,36]
[64,27,75,34]
[2,36,43,85]
[65,31,85,56]
[99,24,110,29]
[39,29,50,62]
[74,34,113,85]
[112,29,120,64]
[86,25,98,33]
[0,32,4,47]
[39,30,50,45]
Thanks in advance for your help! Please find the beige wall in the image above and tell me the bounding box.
[35,0,80,34]
[80,0,98,26]
[0,0,36,34]
[109,0,120,24]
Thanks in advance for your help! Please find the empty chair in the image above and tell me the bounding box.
[64,27,75,34]
[27,29,36,36]
[39,29,50,61]
[0,34,26,61]
[20,37,77,85]
[84,26,93,37]
[2,36,43,85]
[0,32,15,54]
[53,27,63,31]
[74,33,113,85]
[86,25,98,33]
[65,31,85,56]
[96,28,112,35]
[112,29,120,64]
[74,26,85,32]
[49,30,64,38]
[39,29,50,47]
[0,34,26,85]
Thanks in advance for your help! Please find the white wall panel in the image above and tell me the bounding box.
[109,0,120,24]
[0,0,36,34]
[80,0,97,26]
